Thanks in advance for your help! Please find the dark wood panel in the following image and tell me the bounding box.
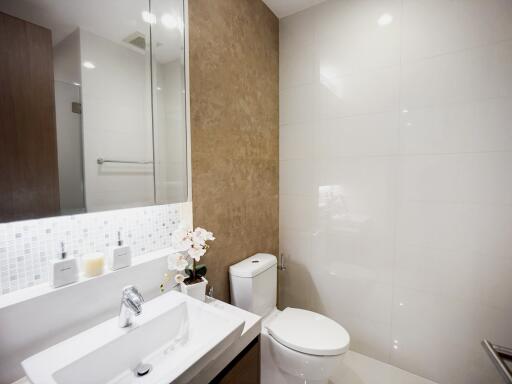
[0,12,60,222]
[210,336,260,384]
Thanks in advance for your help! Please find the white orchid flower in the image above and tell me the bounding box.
[164,227,214,292]
[174,273,185,284]
[175,254,189,271]
[167,253,189,271]
[171,227,192,251]
[194,227,215,242]
[188,245,206,261]
[191,232,206,247]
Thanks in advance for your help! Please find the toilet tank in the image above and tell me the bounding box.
[229,253,277,317]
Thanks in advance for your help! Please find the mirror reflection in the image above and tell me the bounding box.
[0,0,187,223]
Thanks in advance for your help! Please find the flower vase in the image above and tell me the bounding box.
[180,277,208,301]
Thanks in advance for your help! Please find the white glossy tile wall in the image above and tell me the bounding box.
[0,202,191,295]
[154,59,188,204]
[80,29,155,211]
[279,1,512,383]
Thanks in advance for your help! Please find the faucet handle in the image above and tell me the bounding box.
[122,285,144,303]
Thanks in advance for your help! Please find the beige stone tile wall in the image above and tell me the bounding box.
[189,0,279,302]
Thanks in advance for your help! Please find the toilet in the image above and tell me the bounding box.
[229,253,350,384]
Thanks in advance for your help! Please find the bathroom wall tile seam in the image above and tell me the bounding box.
[391,276,510,311]
[280,93,512,126]
[389,0,404,360]
[389,0,409,369]
[279,65,403,90]
[0,203,187,295]
[281,108,512,157]
[399,36,512,64]
[280,78,512,123]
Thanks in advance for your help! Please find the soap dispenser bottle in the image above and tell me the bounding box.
[107,231,132,271]
[49,242,79,288]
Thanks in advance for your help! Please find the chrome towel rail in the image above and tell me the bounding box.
[482,339,512,383]
[97,158,153,165]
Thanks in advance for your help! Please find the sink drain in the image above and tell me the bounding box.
[135,363,152,377]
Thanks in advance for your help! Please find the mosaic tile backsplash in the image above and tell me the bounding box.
[0,203,191,295]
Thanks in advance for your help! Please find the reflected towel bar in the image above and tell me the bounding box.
[482,339,512,383]
[97,158,153,165]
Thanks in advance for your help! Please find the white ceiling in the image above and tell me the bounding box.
[262,0,327,18]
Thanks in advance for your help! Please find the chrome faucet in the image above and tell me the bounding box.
[119,285,144,328]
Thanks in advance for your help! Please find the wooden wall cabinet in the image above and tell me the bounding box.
[210,336,260,384]
[0,12,60,222]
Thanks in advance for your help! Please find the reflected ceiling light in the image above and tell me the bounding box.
[142,11,157,24]
[402,109,409,114]
[319,65,343,99]
[393,344,398,350]
[161,13,179,29]
[377,13,393,26]
[82,61,96,69]
[157,86,162,91]
[72,82,81,87]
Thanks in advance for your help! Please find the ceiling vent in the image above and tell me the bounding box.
[123,32,146,51]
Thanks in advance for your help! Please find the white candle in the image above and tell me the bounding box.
[82,252,105,277]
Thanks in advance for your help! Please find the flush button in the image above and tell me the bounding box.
[252,260,260,263]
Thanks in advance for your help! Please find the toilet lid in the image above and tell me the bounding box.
[266,308,350,356]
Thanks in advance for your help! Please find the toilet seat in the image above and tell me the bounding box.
[266,308,350,356]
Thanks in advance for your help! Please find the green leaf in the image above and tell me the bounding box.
[195,264,207,277]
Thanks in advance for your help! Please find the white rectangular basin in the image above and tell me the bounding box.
[22,291,245,384]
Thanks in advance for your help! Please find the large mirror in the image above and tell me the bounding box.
[0,0,187,223]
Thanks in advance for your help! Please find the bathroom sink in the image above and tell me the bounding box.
[22,291,245,384]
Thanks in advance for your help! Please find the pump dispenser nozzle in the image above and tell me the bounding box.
[60,242,67,259]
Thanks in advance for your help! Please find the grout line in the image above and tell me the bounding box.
[401,35,512,65]
[389,0,406,363]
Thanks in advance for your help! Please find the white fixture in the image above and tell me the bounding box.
[21,291,245,384]
[107,232,132,271]
[377,13,393,26]
[161,13,181,30]
[229,254,350,384]
[141,10,156,25]
[180,277,208,302]
[49,242,78,288]
[118,285,144,328]
[82,61,95,69]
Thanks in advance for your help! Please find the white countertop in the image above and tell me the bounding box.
[187,297,261,384]
[0,248,176,310]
